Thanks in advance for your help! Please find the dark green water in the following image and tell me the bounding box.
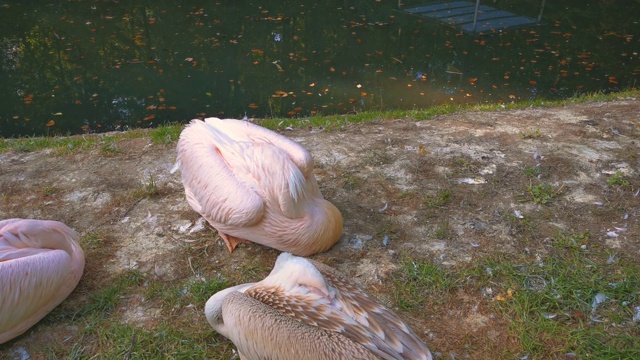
[1,1,638,137]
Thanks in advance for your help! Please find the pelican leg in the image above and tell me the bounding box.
[218,232,250,252]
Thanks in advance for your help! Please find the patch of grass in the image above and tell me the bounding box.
[474,233,640,359]
[451,157,473,169]
[143,276,230,309]
[398,190,416,200]
[340,173,364,190]
[607,171,630,188]
[41,184,58,197]
[80,231,104,250]
[131,174,159,199]
[255,89,640,132]
[187,276,229,303]
[393,228,640,358]
[100,140,120,156]
[393,259,455,310]
[92,321,231,359]
[52,136,98,155]
[433,220,453,240]
[521,165,542,178]
[423,189,452,208]
[518,128,543,139]
[0,131,149,154]
[362,150,392,166]
[150,124,183,144]
[79,270,146,317]
[525,181,563,204]
[5,136,60,152]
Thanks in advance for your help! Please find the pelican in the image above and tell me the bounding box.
[0,219,85,344]
[175,118,343,256]
[205,253,433,360]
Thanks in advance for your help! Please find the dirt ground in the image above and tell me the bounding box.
[1,99,639,359]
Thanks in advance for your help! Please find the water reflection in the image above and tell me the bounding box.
[0,0,638,137]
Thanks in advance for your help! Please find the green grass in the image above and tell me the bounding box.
[145,276,230,309]
[607,171,630,188]
[186,276,229,303]
[149,124,183,144]
[423,189,452,208]
[2,89,638,153]
[524,181,564,204]
[39,271,235,359]
[433,220,453,240]
[79,231,104,250]
[393,230,640,359]
[518,128,543,139]
[131,174,160,200]
[89,321,229,359]
[77,270,147,318]
[521,165,542,178]
[393,258,457,310]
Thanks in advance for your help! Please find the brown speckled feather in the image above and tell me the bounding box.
[222,291,379,360]
[242,255,432,360]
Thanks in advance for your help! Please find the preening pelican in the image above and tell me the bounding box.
[175,118,343,256]
[0,219,85,344]
[205,253,433,360]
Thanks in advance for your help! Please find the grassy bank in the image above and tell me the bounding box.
[2,89,638,154]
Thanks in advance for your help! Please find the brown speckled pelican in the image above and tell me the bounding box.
[175,118,343,256]
[0,219,85,344]
[205,253,433,360]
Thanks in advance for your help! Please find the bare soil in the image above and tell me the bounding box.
[1,99,639,358]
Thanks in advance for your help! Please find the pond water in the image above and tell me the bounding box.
[1,0,638,137]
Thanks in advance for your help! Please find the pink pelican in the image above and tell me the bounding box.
[205,252,433,360]
[0,219,85,344]
[175,118,343,256]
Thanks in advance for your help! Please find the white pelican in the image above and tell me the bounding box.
[0,219,85,344]
[205,253,433,360]
[175,118,343,256]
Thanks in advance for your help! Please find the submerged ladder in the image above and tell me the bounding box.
[400,0,546,34]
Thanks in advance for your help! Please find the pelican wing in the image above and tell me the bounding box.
[221,291,379,360]
[245,254,432,360]
[0,219,85,344]
[204,118,315,178]
[204,118,321,212]
[177,120,265,227]
[309,259,432,360]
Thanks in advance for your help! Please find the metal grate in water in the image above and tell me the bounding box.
[401,1,542,33]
